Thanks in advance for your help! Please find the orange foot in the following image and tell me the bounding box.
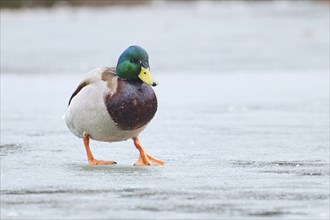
[133,137,164,166]
[134,153,165,166]
[83,135,117,165]
[88,159,117,165]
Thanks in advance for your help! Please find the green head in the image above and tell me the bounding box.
[116,45,157,86]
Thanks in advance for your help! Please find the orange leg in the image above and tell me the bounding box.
[83,135,116,165]
[133,137,164,166]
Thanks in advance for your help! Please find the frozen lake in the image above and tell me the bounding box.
[1,1,329,219]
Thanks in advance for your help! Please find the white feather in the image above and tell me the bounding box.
[65,67,146,142]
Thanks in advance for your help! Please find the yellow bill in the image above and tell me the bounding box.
[138,67,158,87]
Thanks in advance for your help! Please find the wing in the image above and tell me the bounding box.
[68,67,117,106]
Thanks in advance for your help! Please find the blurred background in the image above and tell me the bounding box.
[1,0,329,74]
[1,0,329,219]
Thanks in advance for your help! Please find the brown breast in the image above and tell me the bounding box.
[105,79,158,131]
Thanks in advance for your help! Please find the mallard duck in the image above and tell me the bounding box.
[65,45,164,166]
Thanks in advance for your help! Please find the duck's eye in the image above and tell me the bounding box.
[130,58,138,64]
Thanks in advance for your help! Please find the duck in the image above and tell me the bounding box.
[65,45,164,166]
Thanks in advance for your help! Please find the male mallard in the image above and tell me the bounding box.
[65,45,164,166]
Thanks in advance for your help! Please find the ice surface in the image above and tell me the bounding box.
[1,1,329,219]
